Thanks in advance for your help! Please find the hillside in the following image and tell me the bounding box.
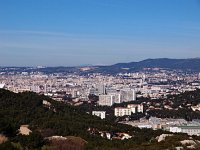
[1,58,200,75]
[87,58,200,74]
[0,89,200,150]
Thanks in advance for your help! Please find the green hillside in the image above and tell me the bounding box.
[0,89,199,150]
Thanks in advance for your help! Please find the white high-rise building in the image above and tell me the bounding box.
[120,89,136,102]
[114,93,121,103]
[44,84,47,93]
[98,95,115,106]
[98,84,106,95]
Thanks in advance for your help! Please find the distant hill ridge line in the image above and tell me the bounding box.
[113,58,200,66]
[88,58,200,74]
[1,58,200,74]
[0,58,200,68]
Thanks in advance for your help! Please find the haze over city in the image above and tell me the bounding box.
[0,0,200,66]
[2,1,200,150]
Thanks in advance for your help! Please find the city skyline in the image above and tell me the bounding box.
[0,0,200,66]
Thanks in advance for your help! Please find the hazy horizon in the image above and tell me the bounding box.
[0,57,199,67]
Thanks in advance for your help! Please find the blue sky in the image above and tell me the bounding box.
[0,0,200,66]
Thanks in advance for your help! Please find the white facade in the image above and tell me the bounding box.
[137,104,144,113]
[170,126,200,136]
[127,104,144,113]
[114,107,131,117]
[137,124,152,129]
[99,95,115,106]
[127,104,137,113]
[115,104,144,117]
[169,127,182,133]
[92,111,106,119]
[0,83,5,89]
[191,104,200,111]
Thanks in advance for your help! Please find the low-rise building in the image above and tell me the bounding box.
[170,126,200,136]
[115,104,144,117]
[114,107,131,117]
[138,104,144,113]
[191,104,200,111]
[127,104,144,113]
[0,83,5,89]
[127,104,137,113]
[92,111,106,119]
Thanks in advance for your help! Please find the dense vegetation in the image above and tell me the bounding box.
[0,89,199,150]
[146,89,200,121]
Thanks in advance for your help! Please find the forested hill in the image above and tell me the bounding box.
[0,89,134,138]
[0,89,200,150]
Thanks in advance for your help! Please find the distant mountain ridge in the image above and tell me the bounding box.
[1,58,200,74]
[87,58,200,74]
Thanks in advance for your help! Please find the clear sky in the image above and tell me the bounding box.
[0,0,200,66]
